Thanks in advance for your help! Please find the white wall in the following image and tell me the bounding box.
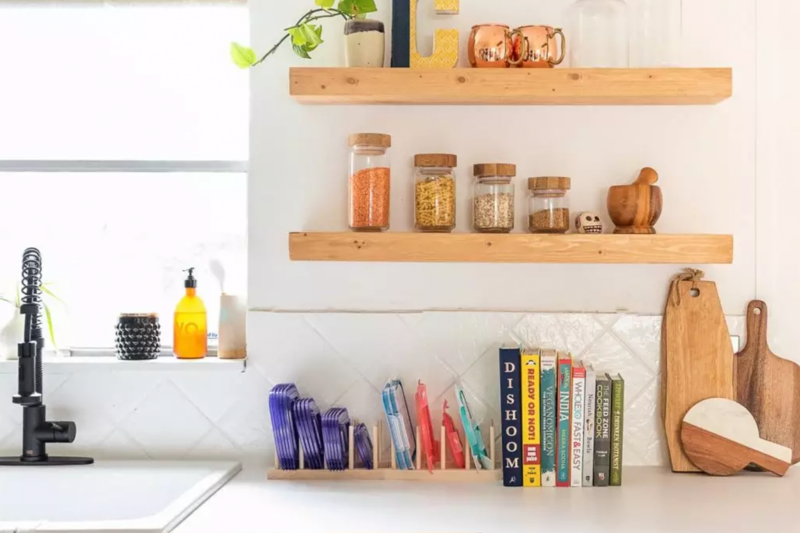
[250,0,757,314]
[756,1,800,358]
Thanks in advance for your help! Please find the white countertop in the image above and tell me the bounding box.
[176,466,799,533]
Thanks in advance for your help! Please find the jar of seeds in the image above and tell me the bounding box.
[348,133,391,232]
[528,176,571,233]
[472,163,516,233]
[414,153,457,233]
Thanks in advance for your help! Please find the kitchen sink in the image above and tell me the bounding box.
[0,460,241,533]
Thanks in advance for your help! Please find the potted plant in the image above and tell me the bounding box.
[0,283,62,360]
[231,0,382,69]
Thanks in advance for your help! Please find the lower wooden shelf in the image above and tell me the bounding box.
[289,232,733,264]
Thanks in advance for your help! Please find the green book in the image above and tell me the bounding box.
[610,374,625,486]
[540,350,558,487]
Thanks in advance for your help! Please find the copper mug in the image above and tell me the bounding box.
[468,24,528,68]
[513,25,566,68]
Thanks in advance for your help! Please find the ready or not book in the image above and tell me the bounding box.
[593,374,612,486]
[540,349,558,487]
[499,347,523,487]
[570,362,586,487]
[582,368,597,487]
[521,350,542,487]
[556,352,572,487]
[610,374,625,486]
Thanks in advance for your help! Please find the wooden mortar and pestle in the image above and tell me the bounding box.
[607,167,663,234]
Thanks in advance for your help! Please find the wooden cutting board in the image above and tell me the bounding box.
[662,272,735,472]
[681,398,791,476]
[735,300,800,464]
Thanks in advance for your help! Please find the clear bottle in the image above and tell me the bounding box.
[629,0,681,67]
[568,0,630,68]
[348,133,391,232]
[414,154,457,233]
[174,268,207,359]
[528,177,572,234]
[472,164,516,233]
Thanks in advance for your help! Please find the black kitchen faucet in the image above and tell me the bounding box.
[0,248,93,466]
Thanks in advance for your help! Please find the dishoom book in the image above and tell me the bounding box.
[499,347,523,487]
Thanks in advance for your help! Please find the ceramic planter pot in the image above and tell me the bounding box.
[344,19,385,68]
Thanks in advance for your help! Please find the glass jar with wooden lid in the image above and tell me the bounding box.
[528,176,571,233]
[414,153,457,233]
[472,163,516,233]
[348,133,391,232]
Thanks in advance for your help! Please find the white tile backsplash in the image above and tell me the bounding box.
[0,311,744,466]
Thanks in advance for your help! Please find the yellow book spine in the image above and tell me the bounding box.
[521,350,541,487]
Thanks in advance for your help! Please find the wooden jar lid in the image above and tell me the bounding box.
[414,153,458,168]
[349,133,392,148]
[474,163,516,177]
[528,176,571,190]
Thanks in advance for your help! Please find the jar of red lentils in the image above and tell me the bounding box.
[348,133,391,232]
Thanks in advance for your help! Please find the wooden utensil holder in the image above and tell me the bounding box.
[268,421,500,482]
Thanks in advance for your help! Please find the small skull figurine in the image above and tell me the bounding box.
[576,212,604,234]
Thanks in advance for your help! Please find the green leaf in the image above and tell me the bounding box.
[229,42,257,69]
[40,284,65,306]
[314,0,335,7]
[339,0,376,15]
[0,296,16,307]
[292,43,311,59]
[355,12,368,19]
[299,24,323,50]
[43,302,56,348]
[287,27,307,46]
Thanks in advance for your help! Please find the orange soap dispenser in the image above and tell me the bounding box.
[174,267,207,359]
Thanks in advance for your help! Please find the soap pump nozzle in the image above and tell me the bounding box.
[183,267,197,289]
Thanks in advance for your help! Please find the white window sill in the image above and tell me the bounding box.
[0,356,246,374]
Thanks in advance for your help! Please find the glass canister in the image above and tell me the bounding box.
[629,0,681,67]
[472,163,516,233]
[348,133,391,232]
[528,177,571,234]
[568,0,630,68]
[414,153,457,233]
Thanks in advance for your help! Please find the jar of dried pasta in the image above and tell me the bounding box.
[348,133,391,232]
[414,153,457,233]
[528,176,571,234]
[473,164,516,233]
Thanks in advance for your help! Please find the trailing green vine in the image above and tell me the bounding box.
[231,0,378,69]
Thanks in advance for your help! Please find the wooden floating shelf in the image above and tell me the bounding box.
[290,67,732,106]
[289,232,734,264]
[269,422,500,483]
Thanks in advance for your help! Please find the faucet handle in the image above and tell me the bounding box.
[36,421,77,444]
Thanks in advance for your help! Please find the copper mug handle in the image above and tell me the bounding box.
[509,28,527,66]
[548,27,566,66]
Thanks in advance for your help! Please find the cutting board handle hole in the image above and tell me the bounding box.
[753,307,762,315]
[690,288,700,298]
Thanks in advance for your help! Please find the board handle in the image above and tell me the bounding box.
[742,300,769,353]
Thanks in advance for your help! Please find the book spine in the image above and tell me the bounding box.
[570,365,586,487]
[582,370,596,487]
[540,352,557,487]
[391,0,411,67]
[593,376,612,486]
[521,351,541,487]
[556,355,572,487]
[610,376,625,486]
[499,348,523,487]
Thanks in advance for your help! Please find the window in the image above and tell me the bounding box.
[0,2,248,352]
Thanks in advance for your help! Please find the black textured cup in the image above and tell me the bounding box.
[115,314,161,361]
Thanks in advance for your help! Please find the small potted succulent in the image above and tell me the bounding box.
[231,0,383,69]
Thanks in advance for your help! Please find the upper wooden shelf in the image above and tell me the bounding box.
[289,232,733,264]
[289,67,732,106]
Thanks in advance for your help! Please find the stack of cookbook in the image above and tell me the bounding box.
[499,347,625,487]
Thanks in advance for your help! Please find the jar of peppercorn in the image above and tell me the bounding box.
[348,133,391,232]
[528,176,571,234]
[472,163,516,233]
[414,153,457,233]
